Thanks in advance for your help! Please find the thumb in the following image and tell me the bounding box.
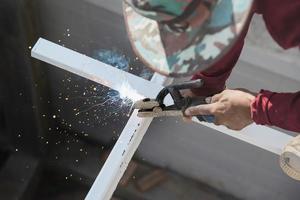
[185,103,217,116]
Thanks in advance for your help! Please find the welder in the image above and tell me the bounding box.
[123,0,300,180]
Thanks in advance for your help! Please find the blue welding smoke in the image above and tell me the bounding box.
[139,68,152,80]
[85,49,135,117]
[93,49,130,72]
[93,49,131,103]
[71,49,151,120]
[93,49,152,80]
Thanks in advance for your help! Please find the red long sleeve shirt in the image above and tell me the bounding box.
[192,0,300,132]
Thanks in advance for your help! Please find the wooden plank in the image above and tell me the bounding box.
[119,161,138,187]
[135,169,168,192]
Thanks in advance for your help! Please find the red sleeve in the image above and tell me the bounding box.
[251,0,300,132]
[251,90,300,132]
[256,0,300,49]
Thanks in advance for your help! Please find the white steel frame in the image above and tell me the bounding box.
[31,38,293,200]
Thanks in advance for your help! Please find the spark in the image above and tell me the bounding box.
[117,81,144,103]
[57,49,151,128]
[71,80,142,118]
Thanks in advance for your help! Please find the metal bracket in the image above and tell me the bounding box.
[31,38,293,200]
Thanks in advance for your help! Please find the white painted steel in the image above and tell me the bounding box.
[87,111,153,199]
[85,74,170,200]
[31,38,164,100]
[194,119,293,155]
[31,38,293,200]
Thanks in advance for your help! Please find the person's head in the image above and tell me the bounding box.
[123,0,253,77]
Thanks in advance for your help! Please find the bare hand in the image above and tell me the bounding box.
[184,89,256,131]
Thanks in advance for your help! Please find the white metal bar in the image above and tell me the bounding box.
[88,111,153,199]
[31,38,172,199]
[31,38,164,101]
[32,38,293,199]
[194,119,292,155]
[86,74,170,200]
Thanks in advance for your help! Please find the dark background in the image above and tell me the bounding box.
[1,1,300,200]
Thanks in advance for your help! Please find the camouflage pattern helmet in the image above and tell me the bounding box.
[123,0,253,77]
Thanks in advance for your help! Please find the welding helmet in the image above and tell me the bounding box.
[123,0,253,77]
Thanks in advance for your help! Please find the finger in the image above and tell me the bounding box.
[211,93,223,103]
[185,102,218,116]
[214,117,232,128]
[182,116,192,123]
[214,116,222,126]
